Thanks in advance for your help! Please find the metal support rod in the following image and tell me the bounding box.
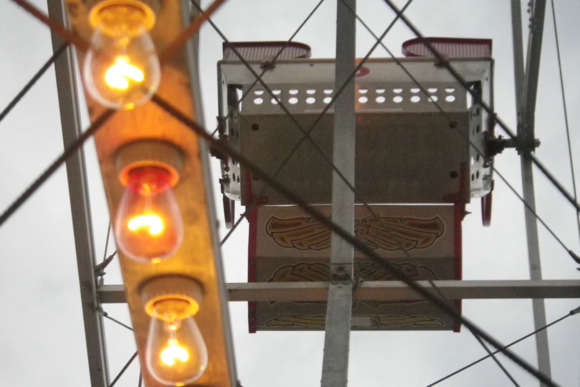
[321,1,356,386]
[512,0,552,384]
[47,1,110,386]
[522,0,547,144]
[99,280,580,303]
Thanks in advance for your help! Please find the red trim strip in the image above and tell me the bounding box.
[246,172,258,333]
[453,202,464,333]
[402,37,492,58]
[222,41,312,60]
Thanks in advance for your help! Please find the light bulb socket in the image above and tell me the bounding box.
[140,275,203,320]
[89,0,156,36]
[116,140,183,187]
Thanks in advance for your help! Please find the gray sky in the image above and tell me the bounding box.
[1,0,580,386]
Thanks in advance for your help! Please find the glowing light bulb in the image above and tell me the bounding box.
[161,339,189,366]
[115,166,183,262]
[105,56,144,89]
[83,0,160,109]
[145,299,208,386]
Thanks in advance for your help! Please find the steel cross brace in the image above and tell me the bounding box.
[99,280,580,303]
[47,1,109,386]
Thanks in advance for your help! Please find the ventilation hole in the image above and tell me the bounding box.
[476,171,480,179]
[306,97,316,104]
[254,98,263,105]
[446,95,456,102]
[410,88,420,94]
[359,89,368,94]
[393,96,403,103]
[289,97,298,104]
[476,124,480,133]
[471,174,475,181]
[476,154,480,162]
[428,96,438,102]
[445,88,455,93]
[323,97,332,104]
[476,107,480,115]
[324,89,333,94]
[251,123,259,131]
[271,98,278,104]
[254,90,264,95]
[358,96,368,103]
[393,88,403,94]
[272,90,281,95]
[450,171,458,178]
[232,173,236,181]
[376,96,386,103]
[428,88,438,93]
[411,96,420,103]
[306,89,316,95]
[289,89,299,95]
[237,175,240,183]
[376,88,385,94]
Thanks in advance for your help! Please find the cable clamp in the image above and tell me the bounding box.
[567,250,580,271]
[94,251,116,277]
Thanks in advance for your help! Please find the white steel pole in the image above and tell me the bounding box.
[47,1,110,386]
[511,0,552,384]
[321,0,357,386]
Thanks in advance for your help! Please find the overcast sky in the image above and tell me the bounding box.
[1,0,580,386]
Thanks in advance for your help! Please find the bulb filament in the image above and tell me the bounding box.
[128,215,163,235]
[160,338,189,366]
[105,56,144,90]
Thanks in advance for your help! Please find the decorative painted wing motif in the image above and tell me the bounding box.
[264,314,444,329]
[268,262,438,283]
[265,214,445,251]
[266,262,438,308]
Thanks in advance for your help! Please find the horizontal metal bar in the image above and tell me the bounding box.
[99,280,580,303]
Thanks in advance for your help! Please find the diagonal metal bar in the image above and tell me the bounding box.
[381,0,580,218]
[159,0,226,62]
[427,311,575,386]
[98,308,134,332]
[150,93,558,387]
[200,0,413,203]
[0,0,222,228]
[108,351,138,387]
[0,42,68,124]
[372,0,579,263]
[472,333,520,386]
[0,108,114,227]
[343,5,551,383]
[214,0,415,249]
[211,0,326,139]
[549,0,580,241]
[214,0,326,246]
[12,0,89,49]
[13,0,226,57]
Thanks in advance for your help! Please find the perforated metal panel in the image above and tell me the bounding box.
[217,57,493,205]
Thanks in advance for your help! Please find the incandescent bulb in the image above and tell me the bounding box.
[146,299,208,386]
[83,0,160,109]
[115,166,183,262]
